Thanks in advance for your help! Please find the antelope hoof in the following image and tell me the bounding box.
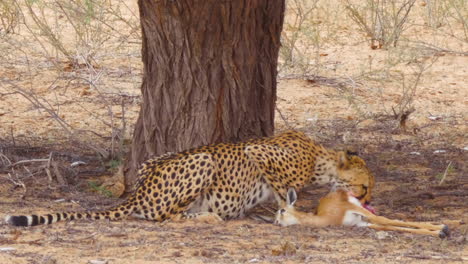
[439,225,450,239]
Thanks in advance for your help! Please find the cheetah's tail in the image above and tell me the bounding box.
[5,199,136,227]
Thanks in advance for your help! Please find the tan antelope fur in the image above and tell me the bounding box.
[275,188,449,238]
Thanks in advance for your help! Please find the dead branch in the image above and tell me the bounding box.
[1,79,109,158]
[0,153,12,166]
[45,152,54,183]
[4,172,27,198]
[393,106,415,131]
[275,105,294,130]
[411,41,468,57]
[52,161,66,186]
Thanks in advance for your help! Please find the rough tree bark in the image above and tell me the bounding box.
[124,0,286,188]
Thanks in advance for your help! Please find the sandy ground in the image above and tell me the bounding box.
[0,73,466,262]
[0,163,466,264]
[0,0,467,263]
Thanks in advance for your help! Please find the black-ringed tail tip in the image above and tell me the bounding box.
[5,213,71,227]
[4,210,127,227]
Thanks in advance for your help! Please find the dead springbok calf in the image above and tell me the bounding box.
[275,188,449,238]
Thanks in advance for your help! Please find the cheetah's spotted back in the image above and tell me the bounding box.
[6,130,374,227]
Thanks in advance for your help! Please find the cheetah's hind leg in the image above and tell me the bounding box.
[142,152,220,223]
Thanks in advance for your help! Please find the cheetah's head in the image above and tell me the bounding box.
[333,151,375,205]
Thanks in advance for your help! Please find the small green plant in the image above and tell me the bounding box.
[88,180,114,197]
[386,164,398,171]
[107,159,121,172]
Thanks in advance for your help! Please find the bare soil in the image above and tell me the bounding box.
[0,1,467,263]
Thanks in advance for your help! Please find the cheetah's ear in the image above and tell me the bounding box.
[345,149,359,156]
[286,188,297,206]
[337,151,350,170]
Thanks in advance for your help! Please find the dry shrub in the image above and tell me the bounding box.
[0,0,140,161]
[356,46,437,129]
[424,0,468,43]
[12,0,140,66]
[279,0,341,77]
[342,0,417,49]
[0,0,20,35]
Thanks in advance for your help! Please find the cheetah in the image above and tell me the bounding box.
[5,130,374,227]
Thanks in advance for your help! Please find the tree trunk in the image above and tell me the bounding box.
[125,0,285,189]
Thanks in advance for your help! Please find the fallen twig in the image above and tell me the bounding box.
[0,153,12,166]
[405,254,467,261]
[438,161,452,185]
[9,159,49,167]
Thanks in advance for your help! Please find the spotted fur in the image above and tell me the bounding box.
[5,130,374,227]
